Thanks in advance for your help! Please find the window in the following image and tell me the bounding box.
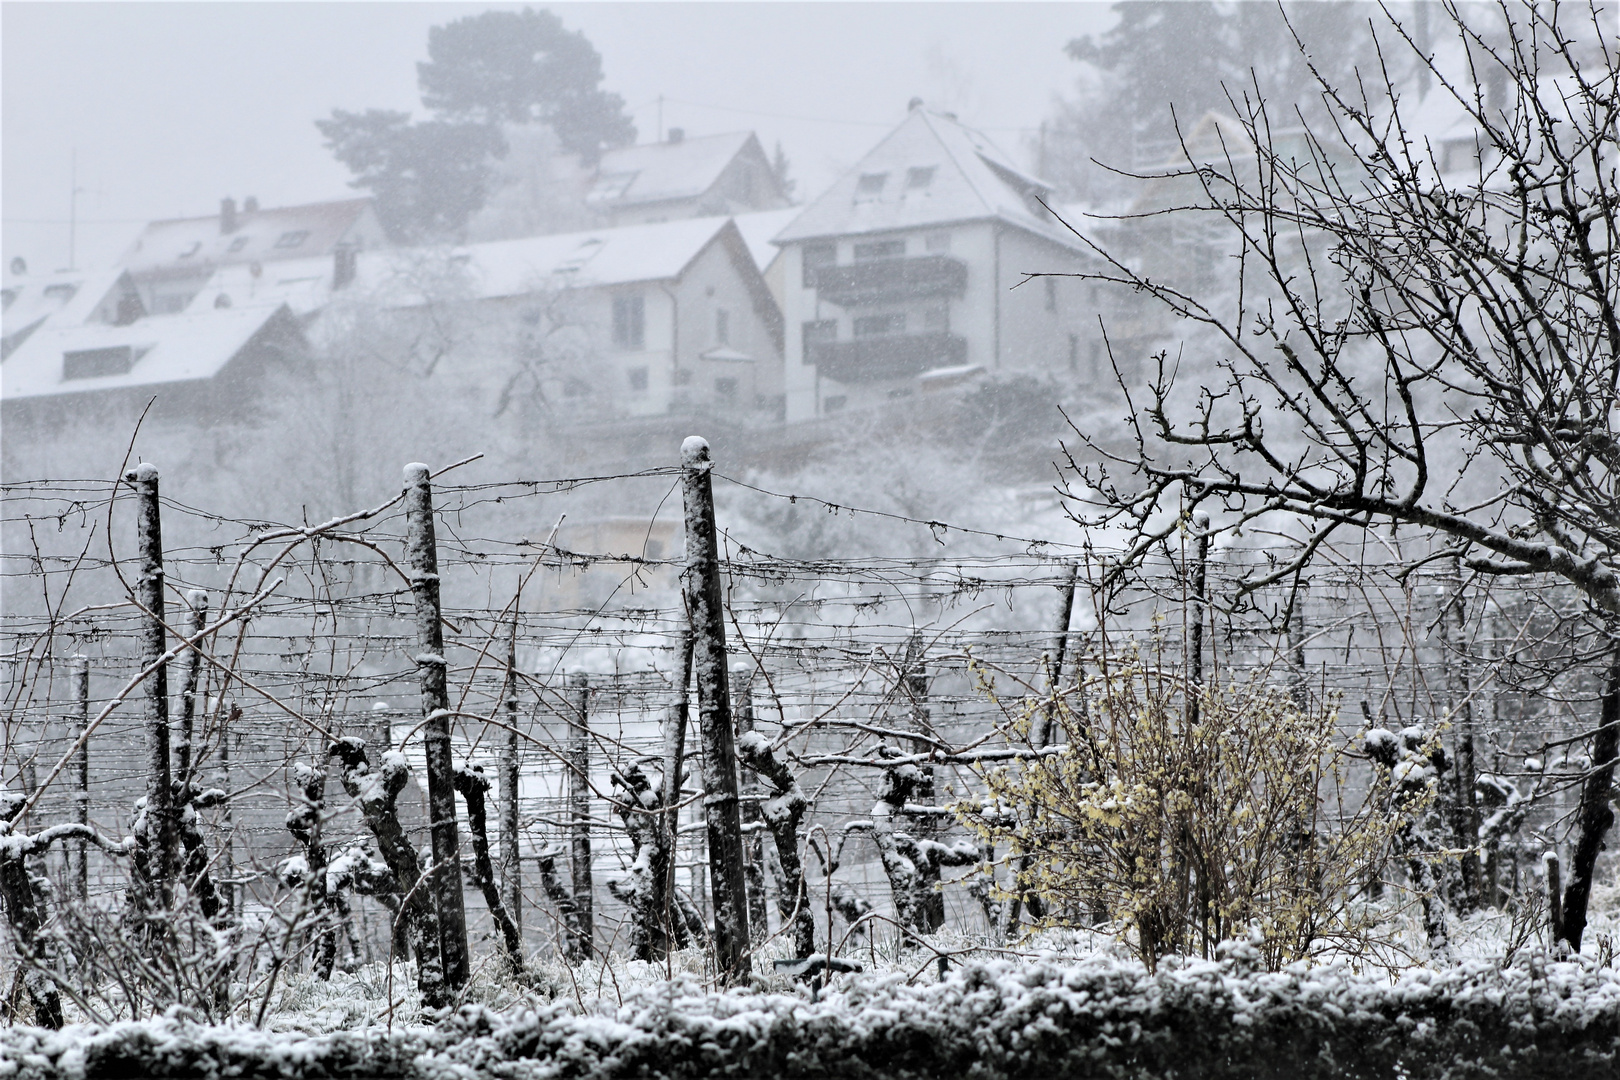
[802,243,835,286]
[715,308,729,346]
[274,230,309,249]
[63,345,141,380]
[43,283,77,301]
[802,319,836,364]
[905,166,936,190]
[673,367,693,386]
[628,366,649,392]
[0,289,15,312]
[853,240,905,262]
[227,236,250,254]
[823,395,847,413]
[715,376,738,399]
[854,313,905,337]
[1045,277,1057,313]
[1068,333,1079,373]
[924,232,951,253]
[854,172,888,199]
[612,294,645,350]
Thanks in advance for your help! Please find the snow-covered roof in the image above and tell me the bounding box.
[1,303,296,401]
[731,208,799,273]
[774,108,1080,249]
[589,132,759,209]
[119,198,377,280]
[184,255,335,317]
[2,268,142,360]
[352,217,739,306]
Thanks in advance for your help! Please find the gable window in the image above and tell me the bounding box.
[853,239,905,261]
[227,236,250,254]
[802,243,835,286]
[855,172,888,200]
[854,313,905,337]
[63,345,142,380]
[905,166,936,190]
[628,366,649,392]
[715,308,729,346]
[612,294,645,350]
[273,230,309,249]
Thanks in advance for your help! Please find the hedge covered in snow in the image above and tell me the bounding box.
[3,955,1618,1079]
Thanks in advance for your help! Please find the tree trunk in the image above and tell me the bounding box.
[453,764,525,973]
[1035,564,1079,748]
[566,669,594,960]
[733,668,769,944]
[329,737,446,1006]
[901,635,948,932]
[1444,567,1482,911]
[679,436,751,982]
[536,850,589,963]
[500,608,522,942]
[1559,644,1620,952]
[735,731,815,957]
[127,463,176,898]
[287,763,336,979]
[402,462,470,992]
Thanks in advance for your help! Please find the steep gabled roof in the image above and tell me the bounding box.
[120,198,379,280]
[588,132,767,209]
[731,208,800,273]
[773,108,1078,247]
[1,303,300,401]
[353,217,741,306]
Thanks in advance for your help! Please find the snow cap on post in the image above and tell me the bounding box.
[681,436,711,469]
[124,462,160,484]
[186,588,208,608]
[404,462,431,484]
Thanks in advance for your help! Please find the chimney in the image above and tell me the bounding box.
[333,242,357,291]
[908,97,924,111]
[667,127,684,144]
[220,197,238,235]
[243,195,259,213]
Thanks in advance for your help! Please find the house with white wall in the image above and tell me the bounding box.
[772,105,1096,422]
[343,215,785,421]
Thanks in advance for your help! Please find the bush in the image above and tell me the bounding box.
[958,648,1408,969]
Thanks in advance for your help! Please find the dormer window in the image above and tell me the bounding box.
[274,230,309,249]
[854,172,888,201]
[227,236,250,253]
[905,166,936,190]
[178,242,201,259]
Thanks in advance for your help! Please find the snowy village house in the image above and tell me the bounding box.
[342,214,785,422]
[772,104,1097,422]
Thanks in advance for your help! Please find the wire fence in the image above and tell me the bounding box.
[2,455,1611,972]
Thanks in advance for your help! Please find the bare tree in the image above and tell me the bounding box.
[1057,1,1618,950]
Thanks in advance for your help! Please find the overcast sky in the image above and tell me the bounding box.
[2,2,1115,274]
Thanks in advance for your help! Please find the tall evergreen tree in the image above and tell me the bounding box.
[318,7,634,241]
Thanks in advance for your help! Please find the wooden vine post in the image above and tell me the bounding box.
[679,435,752,982]
[403,462,470,991]
[733,666,769,943]
[500,606,522,938]
[72,655,90,903]
[127,462,176,894]
[566,669,594,958]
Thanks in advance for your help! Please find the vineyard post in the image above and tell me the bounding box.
[660,629,693,959]
[500,606,522,939]
[403,462,470,990]
[679,435,751,982]
[733,665,768,943]
[73,655,90,903]
[127,462,176,892]
[1189,513,1209,727]
[567,669,594,958]
[1035,564,1079,748]
[177,589,208,793]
